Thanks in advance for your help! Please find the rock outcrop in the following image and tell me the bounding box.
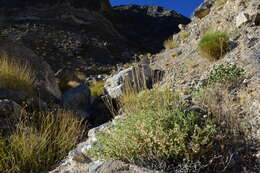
[104,62,164,99]
[62,84,91,118]
[112,5,190,52]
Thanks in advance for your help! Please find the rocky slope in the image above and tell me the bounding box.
[0,0,259,172]
[50,0,260,172]
[0,0,189,76]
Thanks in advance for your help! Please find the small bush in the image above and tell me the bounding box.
[0,109,86,173]
[0,55,35,92]
[163,38,178,49]
[87,90,216,167]
[198,31,229,61]
[207,64,245,86]
[90,81,105,96]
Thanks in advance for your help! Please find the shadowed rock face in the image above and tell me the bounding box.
[0,0,112,11]
[111,5,191,52]
[0,0,190,76]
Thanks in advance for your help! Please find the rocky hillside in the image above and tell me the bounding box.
[50,0,259,172]
[0,0,259,173]
[0,0,189,76]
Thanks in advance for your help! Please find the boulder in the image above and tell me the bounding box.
[194,8,210,19]
[0,89,28,104]
[104,63,163,99]
[61,84,91,118]
[193,0,215,19]
[236,12,250,27]
[55,68,82,92]
[0,38,61,102]
[0,99,22,135]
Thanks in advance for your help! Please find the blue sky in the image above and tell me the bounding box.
[110,0,204,18]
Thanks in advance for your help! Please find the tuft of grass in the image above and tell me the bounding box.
[198,31,229,61]
[0,55,35,92]
[179,31,190,39]
[90,81,105,96]
[163,38,178,50]
[0,109,86,173]
[87,90,216,167]
[214,0,228,7]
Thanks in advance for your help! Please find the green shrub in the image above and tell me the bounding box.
[90,81,105,96]
[0,55,35,92]
[198,31,229,61]
[208,64,245,85]
[0,109,86,173]
[87,90,216,165]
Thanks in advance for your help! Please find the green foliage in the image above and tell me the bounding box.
[0,110,86,173]
[179,31,190,39]
[0,55,35,92]
[208,64,245,85]
[198,31,229,61]
[87,90,216,164]
[90,81,105,96]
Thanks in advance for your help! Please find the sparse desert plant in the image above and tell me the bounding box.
[87,89,216,168]
[179,31,190,39]
[163,37,178,49]
[214,0,228,7]
[90,80,105,96]
[207,64,245,86]
[0,109,86,173]
[198,31,229,61]
[0,55,35,92]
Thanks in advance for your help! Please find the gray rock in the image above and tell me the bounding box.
[236,12,250,27]
[253,12,260,26]
[0,99,21,117]
[0,99,22,135]
[104,64,163,99]
[62,84,91,118]
[0,89,28,104]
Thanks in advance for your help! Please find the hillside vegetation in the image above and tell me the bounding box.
[0,0,259,173]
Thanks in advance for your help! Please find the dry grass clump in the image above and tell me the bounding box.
[163,37,178,50]
[0,109,86,173]
[0,55,35,92]
[214,0,229,7]
[198,31,229,61]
